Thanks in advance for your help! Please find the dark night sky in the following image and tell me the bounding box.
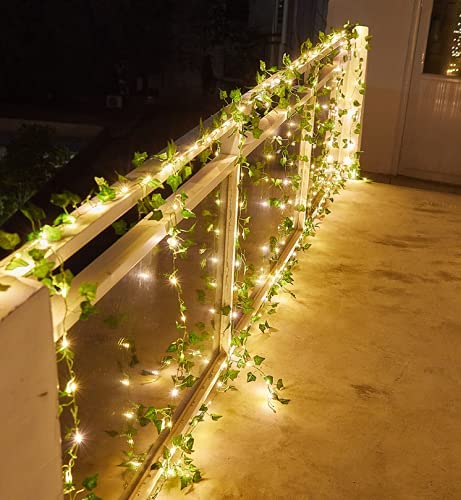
[0,0,250,102]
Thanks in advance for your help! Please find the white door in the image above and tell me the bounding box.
[398,0,461,185]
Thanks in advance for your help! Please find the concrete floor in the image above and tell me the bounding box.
[158,181,461,500]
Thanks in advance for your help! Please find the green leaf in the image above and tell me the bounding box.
[0,283,10,291]
[252,127,263,139]
[182,165,193,180]
[53,213,75,226]
[182,374,198,388]
[210,413,223,421]
[147,177,164,190]
[166,174,182,192]
[264,375,274,385]
[112,219,128,236]
[80,301,96,321]
[94,177,116,202]
[229,88,242,103]
[20,203,46,230]
[31,260,54,279]
[28,248,46,261]
[259,320,270,334]
[79,282,97,301]
[166,140,177,160]
[82,474,98,491]
[0,230,20,250]
[276,378,285,390]
[282,52,292,67]
[180,475,192,490]
[219,89,228,100]
[150,461,162,470]
[150,210,163,221]
[353,100,361,107]
[83,493,102,500]
[150,193,166,209]
[253,355,265,366]
[132,151,148,167]
[54,269,73,290]
[172,434,183,447]
[181,208,195,219]
[228,369,239,380]
[247,372,257,382]
[50,191,81,211]
[41,224,62,242]
[221,305,231,316]
[166,342,178,352]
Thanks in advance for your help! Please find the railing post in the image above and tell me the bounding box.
[296,70,318,230]
[0,277,62,499]
[216,128,241,352]
[336,26,369,175]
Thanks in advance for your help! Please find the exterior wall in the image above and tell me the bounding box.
[0,277,62,500]
[249,0,329,65]
[327,0,417,174]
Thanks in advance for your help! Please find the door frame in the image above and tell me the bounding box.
[391,0,425,176]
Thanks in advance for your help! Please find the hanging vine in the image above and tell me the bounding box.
[0,23,370,499]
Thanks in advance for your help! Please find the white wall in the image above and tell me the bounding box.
[327,0,417,175]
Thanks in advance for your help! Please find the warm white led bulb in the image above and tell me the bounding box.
[74,431,83,444]
[167,237,178,248]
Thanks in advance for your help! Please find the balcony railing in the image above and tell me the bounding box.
[0,24,369,499]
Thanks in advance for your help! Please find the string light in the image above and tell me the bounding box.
[6,26,366,496]
[92,202,106,213]
[74,431,83,444]
[162,163,173,174]
[64,468,73,484]
[65,379,77,394]
[167,237,178,248]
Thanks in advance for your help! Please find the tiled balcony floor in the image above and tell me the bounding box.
[158,181,461,500]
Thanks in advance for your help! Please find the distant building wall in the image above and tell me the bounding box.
[327,0,417,175]
[249,0,329,65]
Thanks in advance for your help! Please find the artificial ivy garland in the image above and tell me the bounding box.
[0,23,369,498]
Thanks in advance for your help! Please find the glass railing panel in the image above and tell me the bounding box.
[59,181,228,497]
[234,119,301,316]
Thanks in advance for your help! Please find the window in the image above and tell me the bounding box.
[424,0,461,77]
